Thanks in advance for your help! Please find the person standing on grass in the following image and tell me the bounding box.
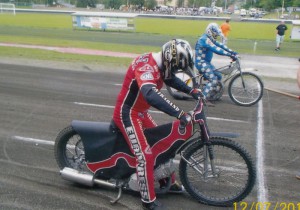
[275,21,288,51]
[220,19,231,45]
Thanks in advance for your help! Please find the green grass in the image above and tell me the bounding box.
[0,46,132,65]
[0,33,159,53]
[135,18,287,41]
[0,13,72,29]
[1,14,293,40]
[0,13,299,63]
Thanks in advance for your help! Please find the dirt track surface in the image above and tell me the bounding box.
[0,56,299,210]
[0,50,299,95]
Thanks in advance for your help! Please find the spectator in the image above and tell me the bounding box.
[220,19,231,45]
[275,21,288,51]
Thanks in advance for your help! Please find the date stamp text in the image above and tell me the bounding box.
[234,202,300,210]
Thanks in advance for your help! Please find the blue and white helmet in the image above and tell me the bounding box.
[205,23,222,40]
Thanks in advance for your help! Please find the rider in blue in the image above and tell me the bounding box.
[195,23,238,101]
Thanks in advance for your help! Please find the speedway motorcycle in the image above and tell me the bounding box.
[167,58,264,106]
[54,98,256,207]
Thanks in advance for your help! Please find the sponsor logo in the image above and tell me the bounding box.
[141,72,154,81]
[152,87,180,112]
[164,48,171,61]
[139,64,154,72]
[126,126,149,200]
[132,54,149,70]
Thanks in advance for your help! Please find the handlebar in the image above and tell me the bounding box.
[179,113,192,129]
[179,97,204,130]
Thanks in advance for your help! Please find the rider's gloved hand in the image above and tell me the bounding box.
[230,53,238,61]
[179,113,192,128]
[189,88,203,100]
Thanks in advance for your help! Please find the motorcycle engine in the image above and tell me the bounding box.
[127,159,175,192]
[154,159,175,181]
[128,173,139,192]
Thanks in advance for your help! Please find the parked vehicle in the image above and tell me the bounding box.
[240,9,247,17]
[249,8,257,17]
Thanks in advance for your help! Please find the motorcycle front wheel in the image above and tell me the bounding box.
[228,72,264,106]
[179,137,256,207]
[54,126,88,172]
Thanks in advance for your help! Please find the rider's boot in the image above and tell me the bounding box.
[203,94,215,107]
[142,200,165,210]
[168,181,185,194]
[159,174,185,194]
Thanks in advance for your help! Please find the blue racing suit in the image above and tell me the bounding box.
[195,34,236,98]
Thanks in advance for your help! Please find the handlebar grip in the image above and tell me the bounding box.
[179,114,192,129]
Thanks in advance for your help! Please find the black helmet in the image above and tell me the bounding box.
[161,39,194,80]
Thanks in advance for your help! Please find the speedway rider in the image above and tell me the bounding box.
[195,22,238,101]
[113,39,202,210]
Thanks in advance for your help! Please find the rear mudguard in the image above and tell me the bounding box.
[71,120,121,163]
[71,120,135,179]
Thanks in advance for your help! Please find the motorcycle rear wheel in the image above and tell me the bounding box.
[179,137,256,207]
[54,126,88,172]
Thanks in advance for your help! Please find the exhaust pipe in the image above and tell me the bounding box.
[60,167,117,189]
[60,167,94,186]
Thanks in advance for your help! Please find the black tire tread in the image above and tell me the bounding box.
[179,137,256,207]
[228,72,264,106]
[54,126,75,169]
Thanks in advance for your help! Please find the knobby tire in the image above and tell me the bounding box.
[228,72,264,106]
[179,137,256,207]
[54,126,86,171]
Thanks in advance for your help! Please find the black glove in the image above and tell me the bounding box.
[230,53,238,61]
[189,88,203,100]
[179,113,192,128]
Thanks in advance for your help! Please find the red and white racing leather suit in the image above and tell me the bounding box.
[113,53,191,203]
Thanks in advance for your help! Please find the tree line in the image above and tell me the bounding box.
[6,0,300,11]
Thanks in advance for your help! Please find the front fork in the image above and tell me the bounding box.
[181,141,219,179]
[235,62,246,89]
[182,99,218,178]
[239,72,246,89]
[203,143,218,178]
